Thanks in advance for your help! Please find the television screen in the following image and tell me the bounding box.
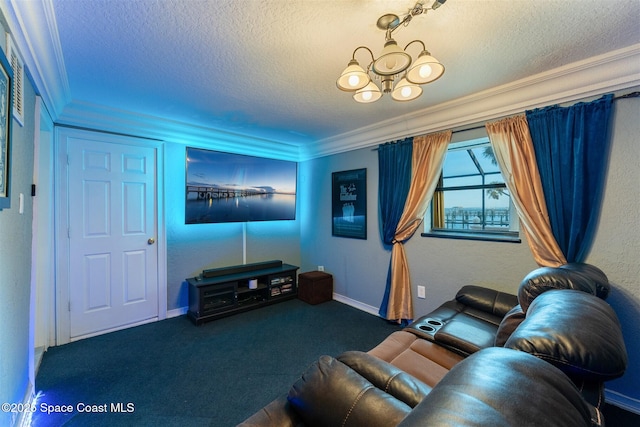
[185,147,297,224]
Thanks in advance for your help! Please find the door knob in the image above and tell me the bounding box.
[148,238,156,245]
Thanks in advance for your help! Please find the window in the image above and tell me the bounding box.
[5,34,25,126]
[423,136,520,242]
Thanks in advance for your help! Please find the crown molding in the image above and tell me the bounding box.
[303,43,640,160]
[1,0,70,117]
[57,100,302,161]
[4,0,639,162]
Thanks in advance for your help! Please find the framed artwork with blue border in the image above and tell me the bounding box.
[332,168,367,239]
[0,47,12,210]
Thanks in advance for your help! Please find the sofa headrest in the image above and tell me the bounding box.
[505,290,627,382]
[559,263,610,299]
[398,347,595,427]
[518,263,609,312]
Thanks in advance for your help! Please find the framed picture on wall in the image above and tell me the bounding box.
[332,168,367,239]
[0,48,13,210]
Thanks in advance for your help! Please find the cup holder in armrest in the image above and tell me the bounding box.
[404,317,444,341]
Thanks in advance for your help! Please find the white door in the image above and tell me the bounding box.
[64,131,159,340]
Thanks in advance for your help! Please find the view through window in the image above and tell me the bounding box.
[426,137,519,241]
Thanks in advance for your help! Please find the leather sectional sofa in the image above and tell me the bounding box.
[239,263,627,427]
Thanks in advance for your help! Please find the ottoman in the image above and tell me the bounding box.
[298,271,333,305]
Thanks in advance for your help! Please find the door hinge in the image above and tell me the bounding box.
[68,301,71,312]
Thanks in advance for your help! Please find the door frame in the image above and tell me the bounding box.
[54,126,167,345]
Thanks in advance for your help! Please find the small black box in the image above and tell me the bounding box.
[298,271,333,305]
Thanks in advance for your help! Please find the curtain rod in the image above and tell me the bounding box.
[614,91,639,100]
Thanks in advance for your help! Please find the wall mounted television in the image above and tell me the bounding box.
[185,147,297,224]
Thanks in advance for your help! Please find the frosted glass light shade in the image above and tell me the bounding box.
[336,59,370,91]
[353,81,382,103]
[406,51,444,84]
[372,39,411,76]
[391,77,422,101]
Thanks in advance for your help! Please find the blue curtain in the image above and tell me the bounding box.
[525,94,613,262]
[378,138,413,319]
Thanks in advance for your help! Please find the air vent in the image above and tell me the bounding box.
[6,34,24,127]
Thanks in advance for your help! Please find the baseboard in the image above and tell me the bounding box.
[605,389,640,414]
[332,293,381,317]
[15,382,34,427]
[168,298,378,320]
[167,307,188,318]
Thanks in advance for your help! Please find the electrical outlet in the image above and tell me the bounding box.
[318,265,324,272]
[417,285,426,299]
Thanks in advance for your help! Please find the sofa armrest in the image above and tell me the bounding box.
[337,351,431,408]
[237,395,302,427]
[432,315,499,355]
[455,285,518,318]
[287,355,411,427]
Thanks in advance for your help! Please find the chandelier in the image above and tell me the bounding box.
[336,0,446,103]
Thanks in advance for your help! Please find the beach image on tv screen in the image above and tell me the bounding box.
[185,147,297,224]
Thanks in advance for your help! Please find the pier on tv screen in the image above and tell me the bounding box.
[185,147,297,224]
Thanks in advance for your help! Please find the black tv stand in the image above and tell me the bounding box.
[187,260,299,325]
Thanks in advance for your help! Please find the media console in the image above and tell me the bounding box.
[187,260,299,325]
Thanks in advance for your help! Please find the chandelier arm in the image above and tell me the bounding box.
[352,46,375,63]
[404,39,427,52]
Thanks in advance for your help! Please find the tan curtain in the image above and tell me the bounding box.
[386,130,452,321]
[432,175,445,228]
[485,115,566,267]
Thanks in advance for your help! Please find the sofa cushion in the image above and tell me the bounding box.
[505,290,627,381]
[287,355,411,427]
[367,331,464,387]
[398,347,596,427]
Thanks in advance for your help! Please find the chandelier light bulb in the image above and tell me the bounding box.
[354,81,382,103]
[336,58,370,91]
[373,38,411,76]
[419,64,433,79]
[406,50,444,84]
[391,76,422,101]
[385,56,398,71]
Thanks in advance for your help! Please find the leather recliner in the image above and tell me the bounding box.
[239,264,626,426]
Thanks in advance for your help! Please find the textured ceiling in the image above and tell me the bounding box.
[40,0,640,147]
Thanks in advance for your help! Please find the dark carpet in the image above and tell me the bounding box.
[33,299,400,426]
[33,298,639,426]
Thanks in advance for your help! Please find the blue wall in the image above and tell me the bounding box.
[0,39,36,426]
[164,141,301,311]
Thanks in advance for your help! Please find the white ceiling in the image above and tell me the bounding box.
[6,0,640,158]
